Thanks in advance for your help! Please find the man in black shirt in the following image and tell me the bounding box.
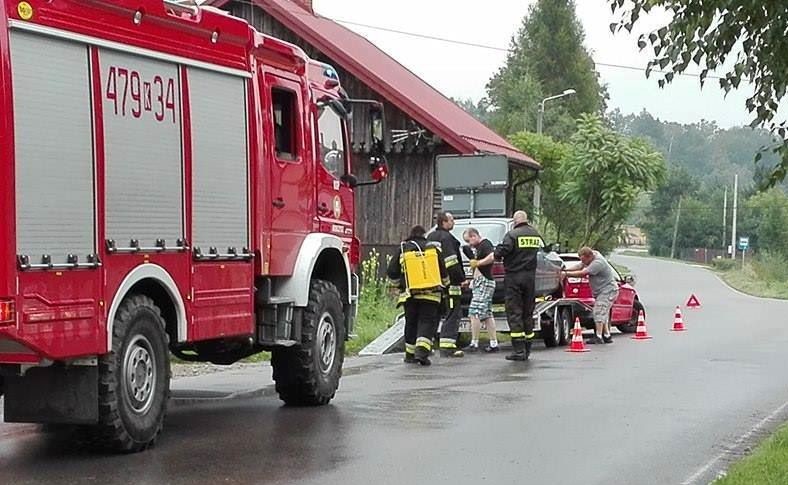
[462,227,499,352]
[428,212,466,358]
[494,211,543,361]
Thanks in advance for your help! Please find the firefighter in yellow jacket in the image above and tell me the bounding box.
[387,225,451,366]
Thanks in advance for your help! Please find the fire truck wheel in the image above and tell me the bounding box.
[95,295,171,452]
[272,280,345,406]
[617,300,644,334]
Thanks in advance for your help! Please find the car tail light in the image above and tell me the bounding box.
[492,262,506,277]
[567,277,583,283]
[0,299,15,326]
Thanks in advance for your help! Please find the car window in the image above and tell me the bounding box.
[450,222,507,244]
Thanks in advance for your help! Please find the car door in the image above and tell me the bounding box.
[610,265,636,322]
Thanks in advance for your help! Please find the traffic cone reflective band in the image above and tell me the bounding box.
[632,310,652,340]
[671,306,686,332]
[686,294,701,309]
[566,317,590,352]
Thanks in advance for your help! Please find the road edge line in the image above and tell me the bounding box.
[681,399,788,484]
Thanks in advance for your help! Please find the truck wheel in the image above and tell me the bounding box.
[617,300,644,334]
[542,317,560,348]
[272,280,345,406]
[94,295,170,452]
[558,308,571,346]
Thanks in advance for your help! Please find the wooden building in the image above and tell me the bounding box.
[207,0,539,256]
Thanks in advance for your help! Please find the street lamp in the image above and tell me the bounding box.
[536,88,576,135]
[533,88,576,226]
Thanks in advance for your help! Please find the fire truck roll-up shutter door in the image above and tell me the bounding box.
[188,68,249,259]
[11,31,96,267]
[100,49,184,251]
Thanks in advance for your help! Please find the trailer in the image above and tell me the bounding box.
[0,0,387,452]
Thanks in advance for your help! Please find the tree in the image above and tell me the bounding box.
[744,189,788,257]
[559,114,666,250]
[451,97,492,126]
[641,166,698,256]
[508,131,578,244]
[609,1,788,187]
[487,0,606,139]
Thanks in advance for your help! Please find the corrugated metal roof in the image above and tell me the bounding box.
[207,0,540,169]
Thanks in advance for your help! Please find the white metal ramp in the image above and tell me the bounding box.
[358,313,406,356]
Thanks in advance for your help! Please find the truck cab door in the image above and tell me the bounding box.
[312,91,354,241]
[263,72,311,275]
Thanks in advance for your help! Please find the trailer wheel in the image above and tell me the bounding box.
[272,280,345,406]
[558,308,571,346]
[542,317,560,348]
[94,295,170,453]
[617,300,644,334]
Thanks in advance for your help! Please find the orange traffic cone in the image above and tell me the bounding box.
[631,310,653,340]
[671,306,686,332]
[566,317,590,352]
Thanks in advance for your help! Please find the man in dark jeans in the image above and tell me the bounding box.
[494,211,543,361]
[428,212,466,358]
[387,226,450,366]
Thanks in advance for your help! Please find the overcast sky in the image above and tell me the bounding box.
[313,0,755,129]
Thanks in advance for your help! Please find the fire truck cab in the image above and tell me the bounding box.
[0,0,386,452]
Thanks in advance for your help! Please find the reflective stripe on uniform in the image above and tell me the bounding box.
[439,338,456,349]
[525,332,535,339]
[517,236,543,248]
[442,277,451,287]
[510,332,526,338]
[405,343,416,354]
[448,286,462,296]
[445,254,459,268]
[416,337,432,350]
[388,278,400,287]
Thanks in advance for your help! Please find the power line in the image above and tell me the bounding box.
[329,17,724,81]
[225,0,723,81]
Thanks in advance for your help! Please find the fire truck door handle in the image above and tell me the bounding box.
[272,198,285,209]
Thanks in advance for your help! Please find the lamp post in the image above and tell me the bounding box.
[532,89,576,225]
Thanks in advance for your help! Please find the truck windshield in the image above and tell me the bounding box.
[451,222,507,245]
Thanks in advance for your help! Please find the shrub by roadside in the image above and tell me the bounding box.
[345,250,399,355]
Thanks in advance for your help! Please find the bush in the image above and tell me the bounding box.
[711,258,737,272]
[345,250,399,355]
[752,251,788,283]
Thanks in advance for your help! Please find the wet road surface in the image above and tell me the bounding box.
[2,255,788,485]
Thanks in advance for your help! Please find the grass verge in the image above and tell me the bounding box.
[714,423,788,484]
[714,253,788,300]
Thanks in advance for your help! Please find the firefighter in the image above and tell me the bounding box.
[428,211,467,358]
[494,210,543,361]
[388,225,450,366]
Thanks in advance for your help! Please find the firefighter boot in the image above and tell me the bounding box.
[525,339,533,360]
[414,347,432,366]
[505,338,528,361]
[403,352,417,364]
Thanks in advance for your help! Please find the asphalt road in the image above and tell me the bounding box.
[3,255,788,485]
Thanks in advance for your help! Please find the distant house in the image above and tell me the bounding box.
[623,225,647,247]
[206,0,540,255]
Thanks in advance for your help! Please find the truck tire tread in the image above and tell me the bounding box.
[272,280,345,406]
[94,294,170,453]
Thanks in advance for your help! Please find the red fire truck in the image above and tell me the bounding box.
[0,0,386,452]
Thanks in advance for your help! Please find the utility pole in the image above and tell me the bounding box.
[722,186,728,246]
[731,174,738,259]
[670,197,682,259]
